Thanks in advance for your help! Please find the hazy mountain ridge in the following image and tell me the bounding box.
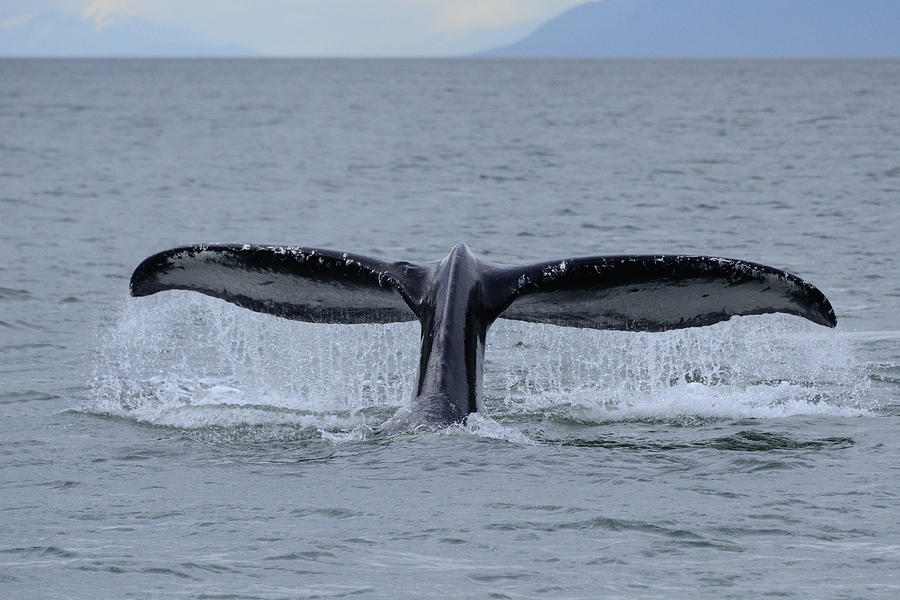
[480,0,900,58]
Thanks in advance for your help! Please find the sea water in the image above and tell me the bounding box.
[1,58,898,598]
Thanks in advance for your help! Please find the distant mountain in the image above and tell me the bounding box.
[0,13,255,57]
[479,0,900,58]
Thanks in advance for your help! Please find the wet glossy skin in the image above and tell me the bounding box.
[408,244,492,426]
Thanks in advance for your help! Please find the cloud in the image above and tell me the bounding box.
[3,0,585,56]
[427,0,572,31]
[0,13,35,30]
[41,0,582,35]
[398,0,581,32]
[81,0,146,29]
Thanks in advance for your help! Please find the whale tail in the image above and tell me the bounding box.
[130,244,425,324]
[130,244,836,330]
[130,244,836,426]
[486,254,836,330]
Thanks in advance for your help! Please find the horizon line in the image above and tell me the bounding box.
[2,55,899,60]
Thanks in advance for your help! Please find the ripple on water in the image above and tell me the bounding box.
[0,287,33,301]
[706,430,854,451]
[0,546,78,559]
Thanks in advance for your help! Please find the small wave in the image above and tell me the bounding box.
[0,287,32,301]
[555,430,854,453]
[376,407,536,444]
[706,430,854,452]
[319,424,376,443]
[0,546,78,559]
[118,403,368,431]
[528,380,874,425]
[461,413,537,445]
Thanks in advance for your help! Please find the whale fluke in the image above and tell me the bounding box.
[130,243,836,426]
[130,244,426,324]
[490,254,836,331]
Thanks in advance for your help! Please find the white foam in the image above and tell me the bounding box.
[461,413,538,445]
[318,424,376,443]
[517,380,872,424]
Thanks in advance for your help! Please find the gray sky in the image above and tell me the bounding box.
[1,0,585,56]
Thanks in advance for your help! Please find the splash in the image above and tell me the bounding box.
[461,412,538,445]
[88,293,417,436]
[87,294,873,441]
[487,317,872,423]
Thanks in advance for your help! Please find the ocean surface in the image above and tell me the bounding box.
[1,58,898,599]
